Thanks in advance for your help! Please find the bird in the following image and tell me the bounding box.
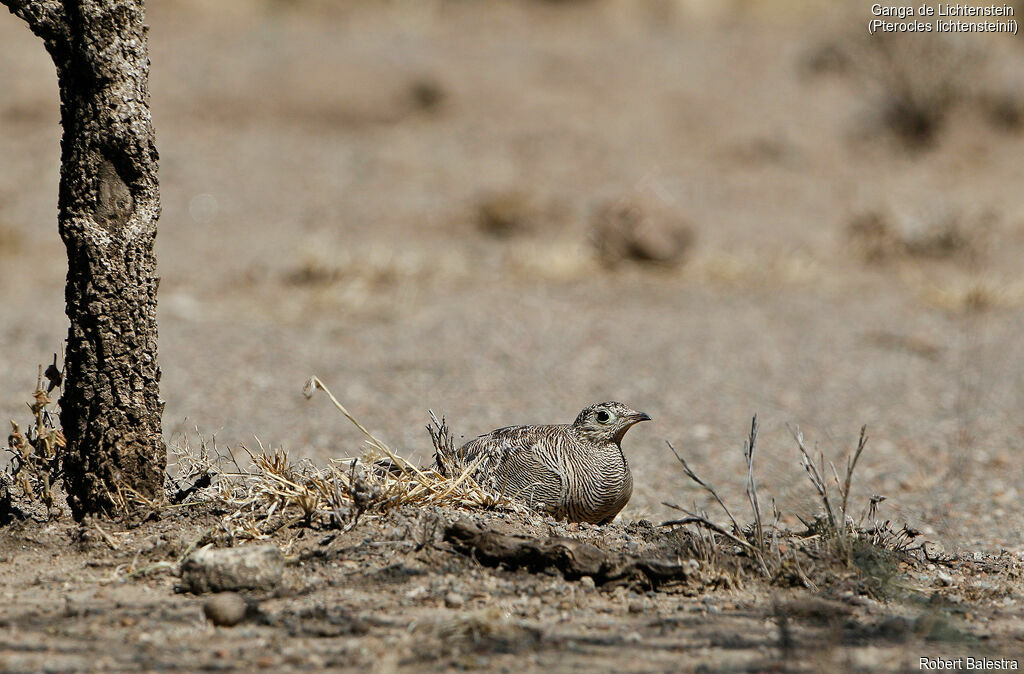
[443,401,651,524]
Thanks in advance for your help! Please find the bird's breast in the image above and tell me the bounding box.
[562,443,632,523]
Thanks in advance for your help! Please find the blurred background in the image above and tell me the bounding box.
[2,0,1023,551]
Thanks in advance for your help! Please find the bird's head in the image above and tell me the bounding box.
[572,401,651,445]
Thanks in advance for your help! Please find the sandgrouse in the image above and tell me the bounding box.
[448,402,651,524]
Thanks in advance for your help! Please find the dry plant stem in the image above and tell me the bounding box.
[92,521,119,550]
[791,426,838,531]
[428,410,457,476]
[661,505,760,556]
[743,416,765,554]
[841,427,869,527]
[663,420,889,580]
[770,500,782,555]
[665,440,742,536]
[786,549,818,592]
[304,376,393,455]
[791,424,871,549]
[436,454,490,498]
[304,376,494,502]
[5,365,68,518]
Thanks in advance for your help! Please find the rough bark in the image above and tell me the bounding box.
[2,0,165,517]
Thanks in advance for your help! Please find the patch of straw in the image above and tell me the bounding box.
[164,378,514,539]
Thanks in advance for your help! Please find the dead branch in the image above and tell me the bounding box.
[444,519,695,589]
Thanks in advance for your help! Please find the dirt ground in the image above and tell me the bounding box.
[2,0,1024,671]
[0,502,1020,673]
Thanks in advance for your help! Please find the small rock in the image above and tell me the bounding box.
[445,592,465,608]
[579,576,596,589]
[628,601,644,614]
[405,585,428,600]
[203,592,251,627]
[180,545,284,594]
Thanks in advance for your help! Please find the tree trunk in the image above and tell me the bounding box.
[2,0,165,517]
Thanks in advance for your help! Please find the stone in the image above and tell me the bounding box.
[180,545,284,594]
[203,592,251,627]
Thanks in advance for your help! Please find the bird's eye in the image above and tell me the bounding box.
[596,410,611,423]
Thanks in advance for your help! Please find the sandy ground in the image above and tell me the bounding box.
[2,1,1024,670]
[1,503,1023,673]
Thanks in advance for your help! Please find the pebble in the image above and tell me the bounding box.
[203,592,250,627]
[445,592,465,608]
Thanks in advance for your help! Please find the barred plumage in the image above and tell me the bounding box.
[444,402,651,524]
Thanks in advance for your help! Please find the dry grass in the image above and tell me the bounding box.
[846,209,989,265]
[161,377,515,539]
[914,274,1024,314]
[684,248,824,288]
[476,190,544,239]
[864,34,985,148]
[805,15,1018,148]
[2,359,66,521]
[663,416,923,597]
[285,242,470,289]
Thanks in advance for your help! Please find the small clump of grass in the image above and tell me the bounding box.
[917,275,1024,314]
[475,190,543,239]
[663,416,779,577]
[862,33,982,149]
[662,416,922,598]
[791,424,869,561]
[2,357,66,521]
[846,209,988,266]
[804,24,990,149]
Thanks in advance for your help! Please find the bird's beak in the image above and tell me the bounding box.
[630,412,652,424]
